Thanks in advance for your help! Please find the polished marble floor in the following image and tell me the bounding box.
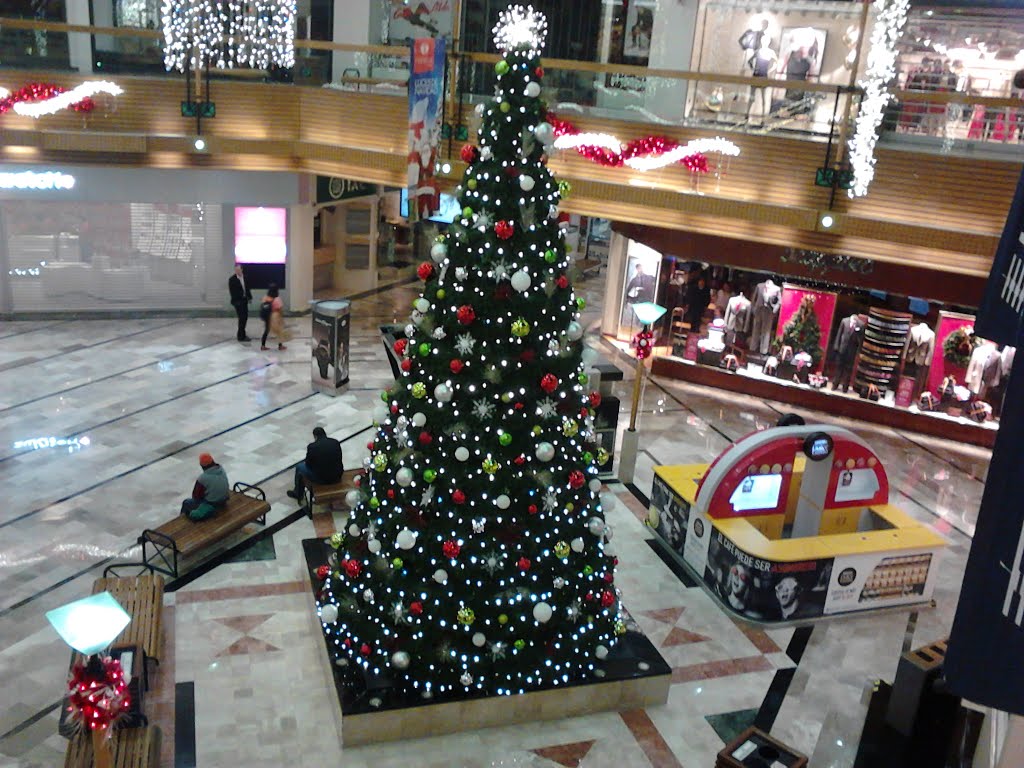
[0,276,988,768]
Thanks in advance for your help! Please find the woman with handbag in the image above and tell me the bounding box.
[260,283,289,351]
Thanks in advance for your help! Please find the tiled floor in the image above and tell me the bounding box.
[0,275,986,768]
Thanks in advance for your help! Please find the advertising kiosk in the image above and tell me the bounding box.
[648,425,946,622]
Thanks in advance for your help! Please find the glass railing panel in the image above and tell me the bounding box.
[0,23,72,71]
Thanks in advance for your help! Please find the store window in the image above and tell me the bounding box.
[0,0,70,69]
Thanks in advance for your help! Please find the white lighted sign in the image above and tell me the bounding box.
[729,473,783,513]
[0,171,75,191]
[834,468,880,504]
[234,206,287,264]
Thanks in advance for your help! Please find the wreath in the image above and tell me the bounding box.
[942,326,977,368]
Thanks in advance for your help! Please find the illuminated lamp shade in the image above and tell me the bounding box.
[45,592,130,656]
[631,301,667,327]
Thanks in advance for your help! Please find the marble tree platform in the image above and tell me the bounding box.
[302,538,671,746]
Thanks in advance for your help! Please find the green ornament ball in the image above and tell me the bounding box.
[499,432,513,446]
[544,249,558,264]
[498,613,508,625]
[615,620,627,636]
[500,101,511,113]
[554,541,570,558]
[583,565,594,576]
[373,454,388,472]
[576,297,586,310]
[462,206,474,218]
[369,496,380,508]
[393,557,404,568]
[495,60,509,75]
[514,639,526,650]
[457,607,476,625]
[583,451,594,463]
[418,342,431,357]
[436,288,446,300]
[532,425,542,436]
[566,502,574,512]
[467,178,477,190]
[511,318,530,337]
[578,373,589,386]
[423,469,437,483]
[329,532,344,549]
[558,180,572,197]
[380,391,389,402]
[597,447,611,465]
[501,392,513,403]
[412,382,427,399]
[482,458,500,474]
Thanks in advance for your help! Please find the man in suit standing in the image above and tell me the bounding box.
[228,264,252,342]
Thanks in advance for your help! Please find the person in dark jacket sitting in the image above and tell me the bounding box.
[287,427,344,500]
[180,453,230,520]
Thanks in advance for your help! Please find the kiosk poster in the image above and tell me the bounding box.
[650,476,690,553]
[706,529,831,621]
[407,36,446,221]
[824,549,938,615]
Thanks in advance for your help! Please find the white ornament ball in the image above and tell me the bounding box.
[581,347,599,364]
[588,517,606,536]
[363,588,375,602]
[411,412,427,427]
[595,644,609,660]
[434,383,453,402]
[535,122,554,145]
[411,310,425,325]
[404,323,416,338]
[348,523,361,537]
[589,479,602,493]
[510,270,532,293]
[524,81,541,98]
[433,568,449,584]
[372,403,389,424]
[396,528,417,550]
[414,298,430,313]
[455,446,470,462]
[603,541,616,557]
[519,174,536,192]
[553,577,566,589]
[391,651,411,670]
[430,242,447,262]
[396,467,414,487]
[533,602,553,623]
[472,632,487,647]
[567,321,583,341]
[571,537,585,553]
[345,489,361,507]
[320,604,339,624]
[367,539,382,554]
[536,442,556,462]
[460,672,474,686]
[496,494,511,510]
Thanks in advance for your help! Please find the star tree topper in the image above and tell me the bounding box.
[492,5,548,55]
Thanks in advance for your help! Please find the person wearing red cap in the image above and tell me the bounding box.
[180,452,230,520]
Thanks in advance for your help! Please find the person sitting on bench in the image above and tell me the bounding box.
[287,427,344,500]
[180,452,230,520]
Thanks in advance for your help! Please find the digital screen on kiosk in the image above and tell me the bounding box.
[234,207,287,264]
[729,474,783,513]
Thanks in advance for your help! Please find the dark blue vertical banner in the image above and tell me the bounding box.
[945,165,1024,714]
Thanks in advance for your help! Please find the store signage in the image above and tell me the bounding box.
[780,248,873,277]
[683,333,700,362]
[802,432,833,461]
[894,376,915,408]
[316,176,375,204]
[0,170,75,191]
[234,206,287,264]
[977,166,1024,346]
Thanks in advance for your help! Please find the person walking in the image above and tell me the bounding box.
[260,283,289,351]
[228,264,252,342]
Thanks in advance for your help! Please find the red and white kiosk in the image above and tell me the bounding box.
[648,425,947,622]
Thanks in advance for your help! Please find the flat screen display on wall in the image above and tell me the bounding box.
[234,206,287,264]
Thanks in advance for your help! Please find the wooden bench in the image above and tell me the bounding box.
[140,482,270,578]
[91,574,165,664]
[305,468,360,516]
[64,725,161,768]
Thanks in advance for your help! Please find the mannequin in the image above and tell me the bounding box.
[749,279,781,355]
[904,321,935,399]
[747,37,778,121]
[965,342,1000,398]
[831,313,865,393]
[724,293,751,345]
[738,19,771,74]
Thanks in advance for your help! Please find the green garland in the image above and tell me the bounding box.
[942,326,977,368]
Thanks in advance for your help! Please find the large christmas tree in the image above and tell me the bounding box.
[317,5,621,699]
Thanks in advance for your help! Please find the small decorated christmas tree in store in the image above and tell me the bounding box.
[316,5,621,699]
[780,294,823,367]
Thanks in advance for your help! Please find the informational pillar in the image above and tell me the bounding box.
[311,299,351,395]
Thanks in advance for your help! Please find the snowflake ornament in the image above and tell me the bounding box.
[490,641,508,660]
[482,551,505,575]
[536,398,558,419]
[567,598,583,622]
[391,602,406,623]
[475,210,495,230]
[542,491,558,512]
[472,399,496,420]
[420,486,435,508]
[455,333,476,356]
[490,258,512,282]
[493,5,548,55]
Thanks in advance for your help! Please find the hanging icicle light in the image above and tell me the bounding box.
[161,0,297,72]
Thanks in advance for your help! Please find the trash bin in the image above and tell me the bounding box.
[311,300,351,395]
[717,727,807,768]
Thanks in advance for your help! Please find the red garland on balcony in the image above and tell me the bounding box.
[0,83,95,115]
[547,114,708,173]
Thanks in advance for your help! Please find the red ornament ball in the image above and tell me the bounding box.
[535,67,544,77]
[517,557,531,571]
[452,489,466,504]
[418,430,432,446]
[394,338,408,355]
[460,144,478,163]
[360,643,371,656]
[443,539,461,559]
[601,590,615,608]
[387,489,395,499]
[540,373,559,393]
[494,283,513,301]
[410,601,424,615]
[568,470,586,489]
[514,455,526,465]
[344,559,362,578]
[589,392,602,408]
[417,262,435,281]
[603,572,614,584]
[391,403,399,413]
[344,638,352,648]
[315,564,331,580]
[400,358,413,372]
[519,348,536,364]
[495,220,514,240]
[528,504,538,514]
[556,274,569,289]
[457,305,476,325]
[450,359,465,374]
[366,442,374,451]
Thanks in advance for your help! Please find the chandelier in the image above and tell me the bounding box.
[161,0,297,72]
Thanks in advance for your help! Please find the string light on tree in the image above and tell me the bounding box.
[314,3,621,699]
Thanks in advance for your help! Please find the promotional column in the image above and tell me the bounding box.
[407,36,446,221]
[311,299,351,395]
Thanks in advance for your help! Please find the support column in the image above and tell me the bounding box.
[288,204,314,313]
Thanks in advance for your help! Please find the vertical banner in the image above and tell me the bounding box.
[407,36,446,222]
[945,166,1024,714]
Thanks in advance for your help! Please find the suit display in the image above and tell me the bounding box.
[904,322,936,398]
[228,271,253,342]
[749,280,781,355]
[965,343,1000,397]
[831,314,865,393]
[724,295,751,344]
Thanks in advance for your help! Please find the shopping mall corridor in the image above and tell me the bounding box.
[0,275,987,768]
